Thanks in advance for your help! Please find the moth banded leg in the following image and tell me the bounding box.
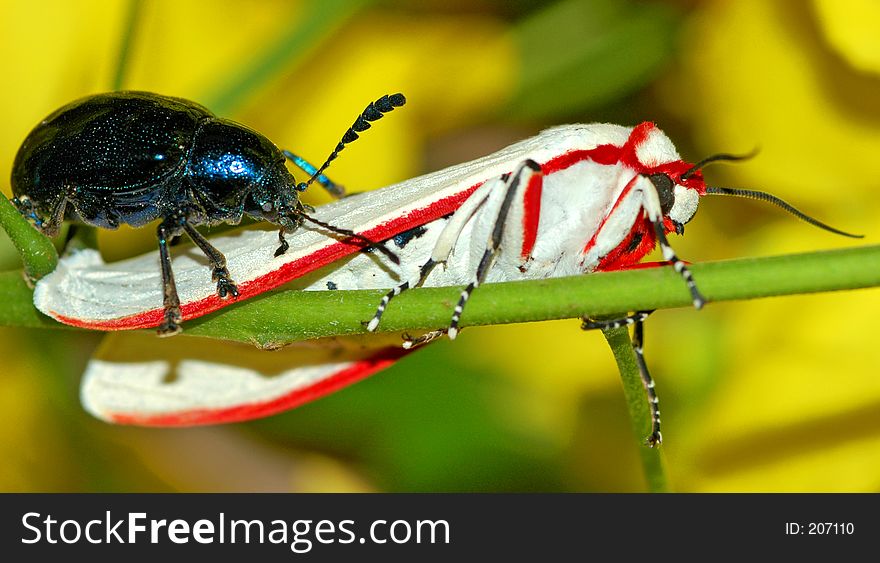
[581,310,653,332]
[582,310,662,446]
[652,221,704,309]
[365,168,501,333]
[447,159,543,339]
[367,258,439,332]
[368,159,542,345]
[638,175,706,309]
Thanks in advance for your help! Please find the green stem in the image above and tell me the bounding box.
[0,193,58,283]
[0,244,878,342]
[601,323,669,492]
[183,243,880,346]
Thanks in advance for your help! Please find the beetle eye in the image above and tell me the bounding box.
[261,202,273,212]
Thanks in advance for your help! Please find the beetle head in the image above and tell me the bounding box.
[243,161,307,231]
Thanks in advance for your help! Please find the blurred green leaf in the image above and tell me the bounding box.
[248,340,567,492]
[509,0,679,119]
[203,0,372,114]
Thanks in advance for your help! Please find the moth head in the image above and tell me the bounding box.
[625,122,709,235]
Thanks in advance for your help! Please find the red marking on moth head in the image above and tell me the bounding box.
[617,121,656,170]
[621,122,707,195]
[654,161,707,196]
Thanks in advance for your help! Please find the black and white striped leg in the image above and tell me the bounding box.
[652,220,705,309]
[448,160,542,340]
[448,248,494,340]
[366,259,438,332]
[631,318,662,447]
[582,310,662,446]
[581,310,654,332]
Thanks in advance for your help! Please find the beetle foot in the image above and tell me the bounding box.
[157,309,182,337]
[212,268,239,299]
[274,230,289,257]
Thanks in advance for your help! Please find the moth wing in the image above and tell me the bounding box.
[81,332,409,426]
[33,124,629,331]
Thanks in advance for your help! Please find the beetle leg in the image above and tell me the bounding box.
[274,230,289,257]
[274,211,305,257]
[156,220,183,336]
[37,195,68,237]
[182,223,239,299]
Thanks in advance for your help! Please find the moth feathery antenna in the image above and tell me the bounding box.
[681,148,760,180]
[296,93,407,192]
[705,187,864,238]
[300,214,401,265]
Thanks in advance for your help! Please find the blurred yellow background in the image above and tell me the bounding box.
[1,0,878,492]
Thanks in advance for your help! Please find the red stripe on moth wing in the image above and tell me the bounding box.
[108,348,409,426]
[596,214,657,271]
[520,172,543,260]
[53,185,482,331]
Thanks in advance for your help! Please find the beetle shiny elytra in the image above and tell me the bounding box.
[11,90,405,335]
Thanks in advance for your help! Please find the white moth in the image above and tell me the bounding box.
[38,122,855,444]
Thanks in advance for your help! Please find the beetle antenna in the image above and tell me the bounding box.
[300,214,401,265]
[681,148,760,180]
[705,187,863,238]
[296,93,407,192]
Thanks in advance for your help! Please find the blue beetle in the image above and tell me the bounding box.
[12,91,404,334]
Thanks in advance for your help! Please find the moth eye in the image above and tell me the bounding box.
[647,173,675,216]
